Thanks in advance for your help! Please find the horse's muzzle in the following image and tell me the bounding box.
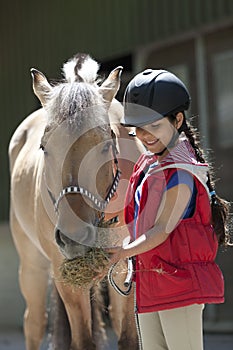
[55,229,91,259]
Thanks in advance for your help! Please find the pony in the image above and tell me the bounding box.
[9,53,143,350]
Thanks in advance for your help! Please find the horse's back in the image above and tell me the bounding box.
[9,108,49,246]
[9,108,46,173]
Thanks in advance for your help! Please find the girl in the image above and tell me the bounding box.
[106,69,230,350]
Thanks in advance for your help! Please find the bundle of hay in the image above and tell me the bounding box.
[59,247,109,289]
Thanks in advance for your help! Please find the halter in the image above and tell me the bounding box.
[54,169,121,213]
[49,130,121,220]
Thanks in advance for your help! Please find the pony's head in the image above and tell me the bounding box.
[31,54,122,259]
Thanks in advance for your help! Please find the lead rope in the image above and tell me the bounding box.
[134,283,143,350]
[108,262,143,348]
[107,258,133,297]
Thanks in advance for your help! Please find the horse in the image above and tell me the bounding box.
[9,53,143,350]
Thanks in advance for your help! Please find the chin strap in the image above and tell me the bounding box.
[154,130,179,156]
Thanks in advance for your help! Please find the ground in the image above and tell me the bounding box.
[0,330,233,349]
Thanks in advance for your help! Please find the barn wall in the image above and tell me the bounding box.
[1,0,233,220]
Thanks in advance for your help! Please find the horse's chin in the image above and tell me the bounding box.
[59,246,87,260]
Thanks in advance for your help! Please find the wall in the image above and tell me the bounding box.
[1,0,233,220]
[0,224,24,329]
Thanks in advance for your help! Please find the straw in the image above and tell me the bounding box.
[59,247,110,289]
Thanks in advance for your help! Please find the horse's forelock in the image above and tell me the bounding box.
[45,82,107,130]
[63,54,99,84]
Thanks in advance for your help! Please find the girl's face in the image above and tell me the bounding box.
[135,114,183,155]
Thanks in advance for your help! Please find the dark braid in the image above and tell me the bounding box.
[169,113,231,246]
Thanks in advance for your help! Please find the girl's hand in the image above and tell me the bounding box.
[94,236,132,281]
[93,247,123,282]
[105,246,124,264]
[105,236,131,264]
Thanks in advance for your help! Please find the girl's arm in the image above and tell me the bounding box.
[107,183,192,263]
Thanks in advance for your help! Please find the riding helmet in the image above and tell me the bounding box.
[121,69,191,127]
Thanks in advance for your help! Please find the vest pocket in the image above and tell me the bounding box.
[149,256,194,299]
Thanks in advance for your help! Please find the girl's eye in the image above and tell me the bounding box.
[151,124,160,128]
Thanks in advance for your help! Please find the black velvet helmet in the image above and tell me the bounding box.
[121,69,191,127]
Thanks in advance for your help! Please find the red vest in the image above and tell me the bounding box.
[124,153,224,313]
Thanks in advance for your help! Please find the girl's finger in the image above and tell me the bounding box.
[105,246,122,253]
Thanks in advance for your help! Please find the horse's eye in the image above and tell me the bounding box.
[39,144,47,153]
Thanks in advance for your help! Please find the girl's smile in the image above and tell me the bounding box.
[135,113,184,157]
[144,138,159,146]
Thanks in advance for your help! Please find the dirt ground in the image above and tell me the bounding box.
[0,329,233,350]
[0,328,118,350]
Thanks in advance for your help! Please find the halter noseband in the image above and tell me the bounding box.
[54,168,121,213]
[51,130,121,218]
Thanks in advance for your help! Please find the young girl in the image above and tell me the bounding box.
[106,69,230,350]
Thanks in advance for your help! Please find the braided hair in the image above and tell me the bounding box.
[168,113,231,246]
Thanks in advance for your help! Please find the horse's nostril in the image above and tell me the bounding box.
[55,225,96,251]
[55,229,77,248]
[55,229,65,248]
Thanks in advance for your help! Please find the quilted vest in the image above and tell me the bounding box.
[124,150,224,313]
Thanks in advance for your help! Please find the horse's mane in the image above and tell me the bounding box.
[45,54,107,130]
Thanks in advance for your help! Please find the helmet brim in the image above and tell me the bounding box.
[121,102,164,127]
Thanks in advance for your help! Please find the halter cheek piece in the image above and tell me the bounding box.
[47,130,121,223]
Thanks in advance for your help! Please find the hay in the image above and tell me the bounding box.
[59,247,109,289]
[59,221,122,289]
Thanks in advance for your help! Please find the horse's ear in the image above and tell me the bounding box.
[99,66,123,103]
[31,68,52,106]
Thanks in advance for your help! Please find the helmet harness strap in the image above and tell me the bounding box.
[154,125,180,157]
